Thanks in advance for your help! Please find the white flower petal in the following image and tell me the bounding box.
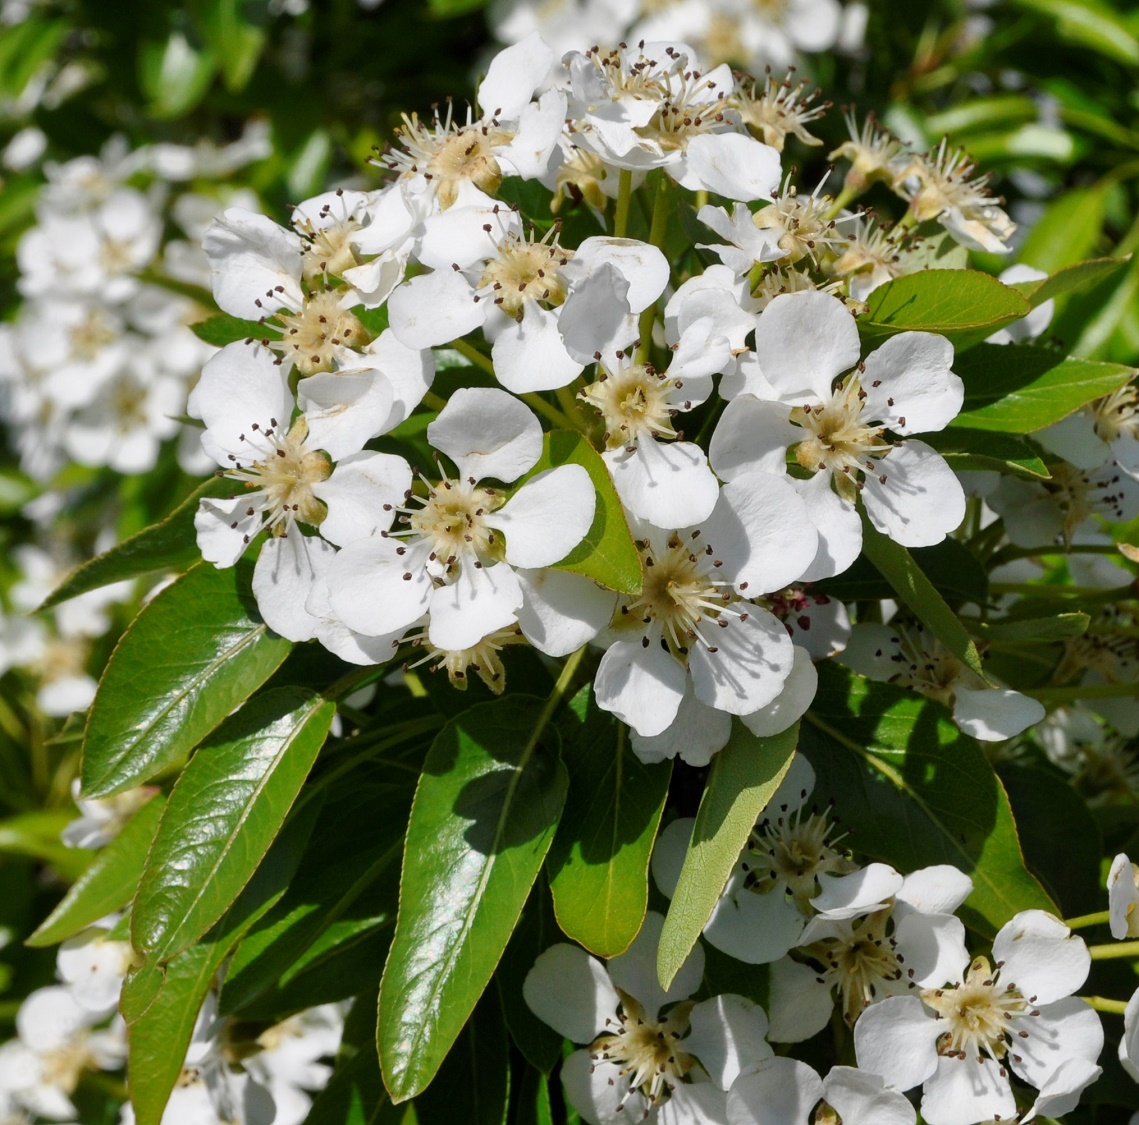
[689,609,795,717]
[607,912,703,1019]
[312,451,412,545]
[861,333,963,435]
[791,473,863,582]
[705,877,805,965]
[992,910,1090,1005]
[766,956,835,1043]
[427,562,524,651]
[861,440,966,547]
[677,133,782,202]
[605,440,720,528]
[594,639,687,737]
[686,995,772,1091]
[387,269,482,351]
[853,995,941,1091]
[558,262,635,362]
[326,537,431,638]
[1007,996,1103,1092]
[823,1066,916,1125]
[428,387,542,483]
[893,912,971,988]
[515,568,616,657]
[1022,1057,1102,1122]
[810,862,903,920]
[298,370,394,461]
[491,307,583,393]
[196,493,264,567]
[252,527,335,642]
[478,31,556,120]
[920,1055,1015,1125]
[202,208,303,319]
[523,943,620,1043]
[651,817,693,900]
[631,686,732,766]
[568,237,671,315]
[740,646,816,738]
[709,395,798,481]
[727,1057,823,1125]
[952,686,1045,741]
[489,465,595,567]
[561,1051,630,1125]
[753,292,860,402]
[896,865,974,917]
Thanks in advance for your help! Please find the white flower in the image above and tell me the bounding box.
[1109,853,1139,939]
[987,265,1053,344]
[592,475,817,736]
[56,926,133,1013]
[523,913,771,1125]
[854,911,1102,1125]
[840,620,1045,741]
[728,1060,916,1125]
[244,1005,343,1125]
[711,291,966,573]
[318,387,595,654]
[1035,382,1139,483]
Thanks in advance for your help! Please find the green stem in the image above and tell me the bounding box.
[824,185,860,220]
[988,582,1129,599]
[635,175,671,364]
[523,645,587,760]
[1089,940,1139,960]
[1027,684,1139,703]
[614,169,633,239]
[522,392,576,430]
[449,337,497,377]
[1081,995,1130,1014]
[554,383,592,435]
[1066,910,1110,930]
[990,543,1131,564]
[322,665,388,703]
[422,390,448,412]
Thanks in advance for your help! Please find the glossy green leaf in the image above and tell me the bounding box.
[132,687,334,962]
[378,696,568,1102]
[801,664,1055,936]
[81,560,294,798]
[951,344,1133,433]
[41,477,236,609]
[526,431,641,594]
[1016,256,1130,309]
[548,685,670,957]
[28,795,166,947]
[860,519,986,680]
[125,798,321,1125]
[414,993,510,1125]
[1018,188,1106,274]
[922,429,1049,480]
[657,722,798,990]
[858,270,1032,351]
[190,314,264,347]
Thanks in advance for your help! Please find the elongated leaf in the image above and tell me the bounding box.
[859,269,1031,350]
[657,722,798,990]
[1019,187,1106,274]
[81,560,293,798]
[378,696,568,1102]
[922,429,1049,480]
[801,664,1054,936]
[126,798,321,1125]
[41,477,235,609]
[859,519,986,680]
[525,431,641,594]
[132,687,334,962]
[1012,0,1139,65]
[29,795,166,947]
[0,811,91,881]
[951,344,1133,434]
[190,313,264,347]
[548,686,670,957]
[982,612,1090,643]
[1016,256,1129,309]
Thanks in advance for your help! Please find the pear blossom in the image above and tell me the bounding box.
[523,913,772,1125]
[1109,854,1139,939]
[711,291,966,574]
[854,910,1102,1125]
[317,387,596,655]
[728,1060,916,1125]
[592,475,817,737]
[840,619,1045,741]
[730,72,826,152]
[1035,381,1139,483]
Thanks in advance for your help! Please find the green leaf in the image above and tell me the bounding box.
[815,537,989,606]
[1011,0,1139,65]
[132,687,334,962]
[28,795,166,947]
[657,723,798,990]
[81,560,293,798]
[801,664,1055,936]
[859,519,987,680]
[414,993,510,1125]
[197,0,266,91]
[951,344,1133,433]
[1016,257,1130,309]
[0,811,91,881]
[996,763,1102,917]
[125,798,321,1125]
[41,477,236,610]
[190,314,264,347]
[138,31,217,118]
[526,431,641,594]
[981,612,1090,643]
[1018,188,1106,274]
[378,696,568,1102]
[922,429,1049,480]
[548,685,670,957]
[858,270,1032,351]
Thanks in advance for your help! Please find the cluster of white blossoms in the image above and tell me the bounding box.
[0,791,345,1125]
[188,32,1073,754]
[0,127,269,483]
[523,754,1105,1125]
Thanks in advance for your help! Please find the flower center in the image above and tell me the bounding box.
[873,622,970,705]
[922,956,1029,1062]
[1091,384,1138,444]
[790,374,894,495]
[272,289,367,376]
[614,533,741,659]
[754,175,850,266]
[408,624,525,693]
[226,416,331,537]
[70,307,118,360]
[581,362,677,449]
[297,217,361,283]
[396,474,504,575]
[743,800,853,912]
[591,992,696,1109]
[476,234,571,319]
